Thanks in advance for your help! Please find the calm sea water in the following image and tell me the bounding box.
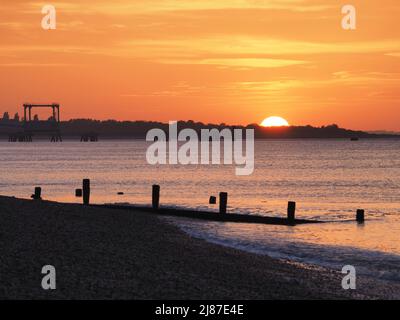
[1,139,400,282]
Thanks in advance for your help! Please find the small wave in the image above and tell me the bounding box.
[164,217,400,283]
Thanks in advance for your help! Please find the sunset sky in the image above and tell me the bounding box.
[0,0,399,130]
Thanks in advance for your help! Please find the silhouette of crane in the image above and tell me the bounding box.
[23,103,60,123]
[6,103,62,142]
[23,103,62,142]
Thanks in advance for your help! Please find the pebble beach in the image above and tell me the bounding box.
[1,196,399,300]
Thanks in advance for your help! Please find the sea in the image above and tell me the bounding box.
[1,139,399,283]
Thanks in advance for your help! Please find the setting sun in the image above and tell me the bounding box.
[261,116,290,127]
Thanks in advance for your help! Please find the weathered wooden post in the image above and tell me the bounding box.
[75,189,82,197]
[219,192,228,214]
[152,185,160,209]
[356,209,365,223]
[31,187,42,200]
[287,201,296,224]
[209,196,216,205]
[83,179,90,205]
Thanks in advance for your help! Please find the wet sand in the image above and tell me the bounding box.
[0,196,399,299]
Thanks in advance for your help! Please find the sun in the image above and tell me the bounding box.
[261,116,289,127]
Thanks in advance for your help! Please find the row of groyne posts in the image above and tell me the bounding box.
[30,180,366,224]
[140,185,365,223]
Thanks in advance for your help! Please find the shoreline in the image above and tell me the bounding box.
[1,195,399,299]
[2,136,400,140]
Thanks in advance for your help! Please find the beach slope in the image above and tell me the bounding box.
[0,196,398,299]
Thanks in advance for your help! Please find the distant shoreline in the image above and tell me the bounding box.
[2,135,400,140]
[1,119,399,139]
[1,195,400,299]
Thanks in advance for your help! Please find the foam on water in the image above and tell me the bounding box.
[163,216,400,283]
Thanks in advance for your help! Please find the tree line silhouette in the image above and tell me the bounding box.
[0,116,398,139]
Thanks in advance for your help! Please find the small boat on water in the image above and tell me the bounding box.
[350,137,359,141]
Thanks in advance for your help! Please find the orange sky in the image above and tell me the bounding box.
[0,0,399,130]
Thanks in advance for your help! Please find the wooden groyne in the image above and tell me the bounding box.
[30,181,366,226]
[97,203,323,226]
[96,184,323,226]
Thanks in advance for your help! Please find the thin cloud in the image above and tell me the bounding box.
[156,58,308,68]
[0,63,71,67]
[25,0,334,14]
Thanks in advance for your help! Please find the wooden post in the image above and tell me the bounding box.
[209,196,216,205]
[75,189,82,197]
[287,201,296,223]
[219,192,228,214]
[31,187,42,200]
[356,209,365,223]
[83,179,90,205]
[152,185,160,209]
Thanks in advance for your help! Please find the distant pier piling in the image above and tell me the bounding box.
[83,179,90,205]
[152,185,160,210]
[80,133,98,142]
[356,209,365,223]
[287,201,296,224]
[9,133,32,142]
[50,134,62,142]
[31,187,42,200]
[219,192,228,214]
